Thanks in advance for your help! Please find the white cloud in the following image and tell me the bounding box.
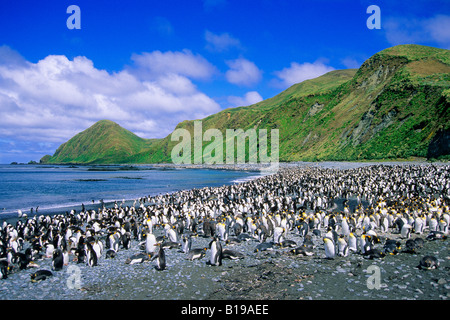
[228,91,263,107]
[384,14,450,49]
[273,61,335,88]
[205,30,241,52]
[130,49,217,81]
[225,58,263,86]
[0,48,222,157]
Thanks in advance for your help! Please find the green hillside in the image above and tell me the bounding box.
[42,44,450,165]
[45,120,154,164]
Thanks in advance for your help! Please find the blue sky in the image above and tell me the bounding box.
[0,0,449,163]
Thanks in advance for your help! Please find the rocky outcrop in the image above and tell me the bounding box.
[427,129,450,159]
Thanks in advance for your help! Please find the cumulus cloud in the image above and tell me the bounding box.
[0,47,221,161]
[225,58,263,86]
[384,14,450,49]
[273,61,335,88]
[227,91,263,107]
[130,49,217,81]
[205,30,241,52]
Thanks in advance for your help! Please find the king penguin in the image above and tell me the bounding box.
[323,237,335,259]
[186,247,207,261]
[85,242,98,267]
[417,255,439,270]
[209,236,223,266]
[400,223,412,239]
[337,235,349,257]
[181,235,192,253]
[145,232,158,256]
[153,243,166,271]
[348,232,358,253]
[52,249,64,271]
[30,269,53,282]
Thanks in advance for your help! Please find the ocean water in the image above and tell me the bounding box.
[0,164,260,220]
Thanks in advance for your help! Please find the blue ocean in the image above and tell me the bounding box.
[0,164,260,220]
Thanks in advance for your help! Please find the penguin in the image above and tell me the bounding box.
[337,235,349,257]
[161,241,181,249]
[237,233,252,242]
[324,226,338,244]
[186,248,207,261]
[125,253,150,265]
[413,216,424,234]
[340,217,350,236]
[417,255,439,270]
[216,221,228,241]
[363,248,386,260]
[290,244,314,256]
[105,249,116,259]
[30,269,53,282]
[0,260,8,279]
[413,237,424,249]
[438,219,448,234]
[107,232,120,252]
[404,239,417,254]
[152,243,166,271]
[302,234,315,249]
[426,231,447,241]
[359,235,372,254]
[225,237,242,246]
[297,220,309,237]
[383,239,401,255]
[348,232,358,253]
[279,239,297,248]
[400,223,412,239]
[208,236,223,266]
[85,242,98,267]
[164,224,178,243]
[254,242,274,253]
[15,252,31,270]
[222,249,244,260]
[52,249,64,271]
[122,232,132,249]
[45,243,55,258]
[61,248,69,266]
[380,216,389,233]
[145,232,158,256]
[75,246,86,264]
[429,217,438,232]
[181,235,192,253]
[323,237,335,259]
[273,226,285,244]
[92,238,103,260]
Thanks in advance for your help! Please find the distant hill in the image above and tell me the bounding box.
[41,44,450,164]
[45,120,154,164]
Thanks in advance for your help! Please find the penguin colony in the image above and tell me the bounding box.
[0,164,448,294]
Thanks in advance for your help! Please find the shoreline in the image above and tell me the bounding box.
[0,164,267,224]
[1,160,446,225]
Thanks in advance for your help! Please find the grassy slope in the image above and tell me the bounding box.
[47,120,154,164]
[142,45,450,163]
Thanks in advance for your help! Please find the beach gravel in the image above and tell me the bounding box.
[0,225,448,300]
